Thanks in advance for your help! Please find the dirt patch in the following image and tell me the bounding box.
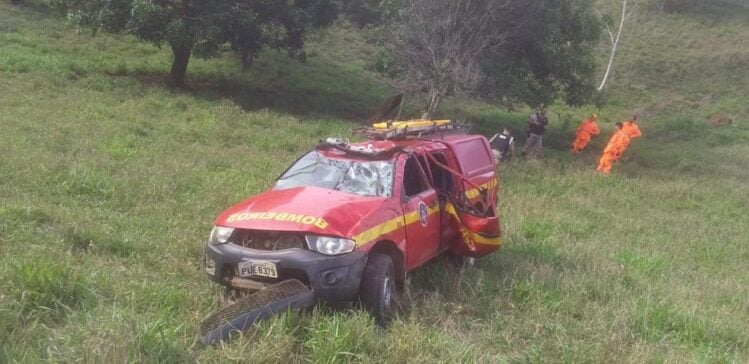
[707,114,733,126]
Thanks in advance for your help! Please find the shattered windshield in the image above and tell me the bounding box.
[274,151,394,198]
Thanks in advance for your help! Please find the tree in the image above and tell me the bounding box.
[597,0,637,91]
[50,0,337,86]
[383,0,517,118]
[479,0,601,107]
[338,0,402,27]
[377,0,601,117]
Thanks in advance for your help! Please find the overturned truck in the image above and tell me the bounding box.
[200,120,502,344]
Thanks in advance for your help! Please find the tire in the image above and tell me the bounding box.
[360,253,399,327]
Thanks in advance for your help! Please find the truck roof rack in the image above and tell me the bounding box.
[316,138,403,158]
[352,119,468,140]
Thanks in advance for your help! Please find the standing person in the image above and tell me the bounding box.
[571,113,600,154]
[596,122,631,174]
[617,114,642,159]
[523,107,549,157]
[622,114,642,139]
[490,127,515,163]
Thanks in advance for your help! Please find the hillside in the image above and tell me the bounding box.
[1,1,748,362]
[600,0,749,119]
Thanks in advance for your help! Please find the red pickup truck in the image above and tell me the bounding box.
[203,122,501,332]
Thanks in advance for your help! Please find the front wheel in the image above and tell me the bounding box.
[359,253,399,327]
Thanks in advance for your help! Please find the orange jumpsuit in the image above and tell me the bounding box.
[617,120,641,157]
[596,130,631,174]
[571,118,600,153]
[622,121,642,139]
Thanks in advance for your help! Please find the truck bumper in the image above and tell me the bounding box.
[203,243,367,303]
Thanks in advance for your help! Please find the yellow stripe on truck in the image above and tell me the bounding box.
[469,231,501,246]
[444,203,501,249]
[352,202,500,250]
[352,217,402,247]
[353,204,440,247]
[465,178,498,199]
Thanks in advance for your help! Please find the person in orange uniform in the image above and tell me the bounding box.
[571,113,601,153]
[622,115,642,139]
[596,122,631,174]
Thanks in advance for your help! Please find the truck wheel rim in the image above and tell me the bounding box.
[383,274,392,308]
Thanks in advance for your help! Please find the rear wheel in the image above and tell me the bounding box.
[360,253,399,326]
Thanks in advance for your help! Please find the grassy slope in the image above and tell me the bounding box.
[1,1,748,362]
[601,0,749,119]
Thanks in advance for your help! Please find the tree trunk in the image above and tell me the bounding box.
[421,86,446,120]
[170,46,191,87]
[597,0,628,91]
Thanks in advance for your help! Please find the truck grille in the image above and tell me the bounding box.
[230,230,306,251]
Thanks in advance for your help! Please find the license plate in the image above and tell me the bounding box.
[238,261,277,278]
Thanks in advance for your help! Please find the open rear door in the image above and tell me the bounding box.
[425,138,502,258]
[445,203,501,257]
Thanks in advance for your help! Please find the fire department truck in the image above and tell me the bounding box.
[201,120,501,344]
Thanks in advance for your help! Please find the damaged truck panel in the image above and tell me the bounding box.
[201,121,502,341]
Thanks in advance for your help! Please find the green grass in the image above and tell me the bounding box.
[1,1,748,362]
[596,0,749,118]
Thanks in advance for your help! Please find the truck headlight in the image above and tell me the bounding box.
[209,226,234,245]
[305,236,356,255]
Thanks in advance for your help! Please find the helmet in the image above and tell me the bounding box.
[591,113,598,119]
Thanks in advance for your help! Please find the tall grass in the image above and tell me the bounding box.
[1,1,747,362]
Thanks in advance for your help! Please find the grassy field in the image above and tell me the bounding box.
[1,1,748,362]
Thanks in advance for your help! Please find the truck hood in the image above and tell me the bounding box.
[215,186,389,238]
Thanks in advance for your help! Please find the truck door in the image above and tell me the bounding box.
[426,151,459,248]
[401,156,441,269]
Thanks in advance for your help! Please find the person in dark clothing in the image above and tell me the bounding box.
[523,107,549,157]
[490,128,515,163]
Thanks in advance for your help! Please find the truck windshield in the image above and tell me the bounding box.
[274,151,394,198]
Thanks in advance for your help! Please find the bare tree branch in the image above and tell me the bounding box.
[392,0,515,118]
[598,0,634,91]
